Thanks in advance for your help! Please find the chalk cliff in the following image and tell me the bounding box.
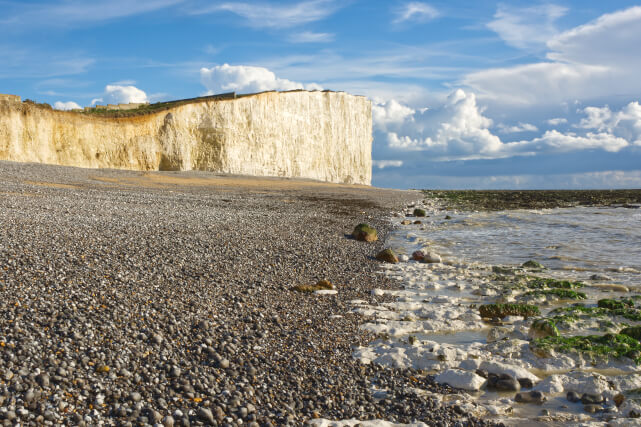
[0,91,372,185]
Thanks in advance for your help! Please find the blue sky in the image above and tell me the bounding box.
[2,1,641,189]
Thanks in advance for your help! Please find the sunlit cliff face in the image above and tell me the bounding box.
[0,91,372,185]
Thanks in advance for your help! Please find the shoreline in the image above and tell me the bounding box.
[0,161,499,426]
[356,197,641,425]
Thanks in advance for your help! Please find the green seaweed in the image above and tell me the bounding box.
[525,289,587,300]
[598,299,634,310]
[550,304,641,322]
[479,303,540,319]
[413,208,426,217]
[532,334,641,364]
[531,318,560,337]
[526,276,585,290]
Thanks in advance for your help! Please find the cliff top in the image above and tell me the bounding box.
[1,89,365,119]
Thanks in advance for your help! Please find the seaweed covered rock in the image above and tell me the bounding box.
[532,333,641,363]
[620,327,641,341]
[413,208,426,217]
[522,260,545,269]
[479,303,540,319]
[352,223,378,242]
[598,298,634,310]
[376,248,399,264]
[528,319,560,339]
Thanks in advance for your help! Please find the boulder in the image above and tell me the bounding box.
[376,249,399,264]
[435,369,486,391]
[515,391,546,404]
[352,223,377,242]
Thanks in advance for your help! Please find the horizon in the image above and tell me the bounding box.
[2,1,641,190]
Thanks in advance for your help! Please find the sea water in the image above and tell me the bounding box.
[387,206,641,288]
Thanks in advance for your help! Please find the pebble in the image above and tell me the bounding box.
[0,163,498,427]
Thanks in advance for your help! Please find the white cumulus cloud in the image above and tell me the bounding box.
[579,102,641,145]
[90,84,149,106]
[53,101,82,110]
[200,64,322,95]
[466,6,641,106]
[375,90,633,161]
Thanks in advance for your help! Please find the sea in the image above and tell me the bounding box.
[387,205,641,288]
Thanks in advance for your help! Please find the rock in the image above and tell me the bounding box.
[518,378,534,389]
[583,404,603,413]
[581,393,605,404]
[528,319,560,339]
[567,391,581,402]
[590,273,612,281]
[413,220,422,224]
[480,360,540,382]
[434,369,486,391]
[35,373,49,387]
[515,391,546,404]
[522,260,544,269]
[487,373,520,391]
[352,223,378,242]
[399,254,409,262]
[401,220,412,225]
[486,327,511,343]
[411,250,425,261]
[621,326,641,341]
[445,215,452,220]
[422,252,442,264]
[130,392,142,402]
[197,407,215,424]
[162,415,175,427]
[151,333,163,345]
[479,303,539,319]
[218,359,230,369]
[413,208,426,217]
[615,393,626,407]
[375,248,399,264]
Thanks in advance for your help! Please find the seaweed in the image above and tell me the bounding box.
[479,303,540,319]
[532,334,641,364]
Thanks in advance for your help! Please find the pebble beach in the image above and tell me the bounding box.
[0,161,499,427]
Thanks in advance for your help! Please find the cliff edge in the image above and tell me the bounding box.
[0,91,372,185]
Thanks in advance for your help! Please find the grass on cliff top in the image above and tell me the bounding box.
[422,190,641,211]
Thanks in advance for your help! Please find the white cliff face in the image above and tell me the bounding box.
[0,91,372,185]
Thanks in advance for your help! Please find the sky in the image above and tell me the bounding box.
[2,1,641,189]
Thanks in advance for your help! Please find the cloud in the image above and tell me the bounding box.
[200,64,321,95]
[547,118,568,125]
[1,0,183,30]
[497,122,538,133]
[372,160,404,169]
[579,102,641,145]
[53,101,82,110]
[487,4,567,50]
[372,99,416,131]
[465,6,641,106]
[393,2,439,25]
[375,90,633,161]
[91,85,149,105]
[192,0,339,29]
[287,31,335,43]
